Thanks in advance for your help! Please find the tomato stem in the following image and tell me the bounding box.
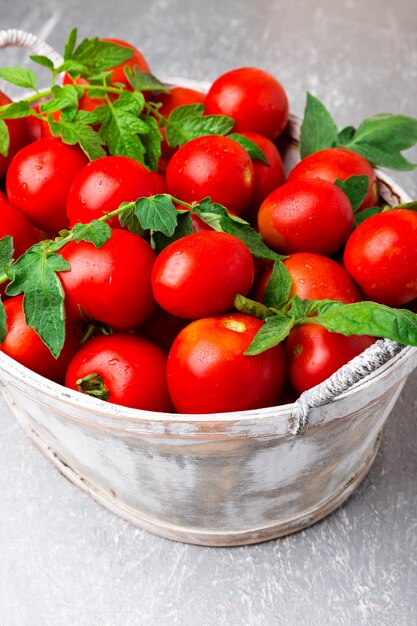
[76,372,110,401]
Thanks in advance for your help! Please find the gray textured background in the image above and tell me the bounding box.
[1,1,417,625]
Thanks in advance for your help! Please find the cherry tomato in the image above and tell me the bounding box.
[288,147,378,211]
[152,231,254,319]
[0,91,29,178]
[239,131,286,226]
[65,333,171,412]
[343,209,417,306]
[6,138,88,234]
[258,178,354,255]
[0,295,79,383]
[255,253,361,304]
[167,313,286,413]
[166,135,254,214]
[66,155,157,228]
[205,67,289,140]
[59,228,156,330]
[0,199,36,259]
[285,323,375,393]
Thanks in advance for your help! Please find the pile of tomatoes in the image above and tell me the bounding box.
[1,36,416,415]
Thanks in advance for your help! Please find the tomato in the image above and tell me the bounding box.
[0,295,79,383]
[152,231,254,319]
[6,138,88,234]
[0,199,36,259]
[258,179,354,255]
[138,305,188,352]
[255,253,361,304]
[59,228,156,329]
[65,333,171,411]
[167,313,286,413]
[166,135,254,214]
[239,131,286,226]
[205,67,289,140]
[66,155,157,228]
[285,323,375,393]
[288,147,378,211]
[343,209,417,306]
[0,91,28,178]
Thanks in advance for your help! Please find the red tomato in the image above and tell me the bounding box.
[343,209,417,306]
[288,147,378,211]
[0,199,36,259]
[0,295,79,383]
[66,155,157,228]
[239,131,286,226]
[65,333,171,411]
[166,135,254,214]
[286,323,375,393]
[59,228,156,330]
[6,138,88,233]
[167,313,286,413]
[205,67,289,140]
[255,253,361,304]
[137,305,188,352]
[0,91,28,178]
[152,231,254,319]
[258,179,354,255]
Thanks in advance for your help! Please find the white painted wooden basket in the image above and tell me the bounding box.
[1,30,416,546]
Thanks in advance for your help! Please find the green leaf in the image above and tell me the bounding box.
[166,104,235,147]
[289,295,308,320]
[263,260,292,308]
[300,92,338,159]
[0,298,6,343]
[0,101,31,119]
[134,195,178,236]
[48,115,106,161]
[310,301,417,345]
[5,245,70,357]
[342,113,417,171]
[0,235,14,268]
[0,119,10,157]
[58,60,89,77]
[70,37,134,74]
[96,103,149,163]
[0,66,37,90]
[193,198,281,261]
[337,125,356,145]
[245,315,294,355]
[112,90,145,115]
[234,294,273,321]
[118,204,146,237]
[152,211,194,254]
[40,85,80,118]
[334,175,369,212]
[72,221,112,247]
[140,116,162,171]
[125,67,168,92]
[30,55,55,70]
[63,27,78,60]
[228,133,268,164]
[354,206,383,226]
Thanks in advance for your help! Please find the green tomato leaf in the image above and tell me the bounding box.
[40,85,80,118]
[0,297,6,343]
[58,60,89,77]
[118,203,146,237]
[140,115,162,171]
[354,206,383,226]
[5,245,70,357]
[245,315,294,356]
[0,66,37,90]
[193,198,281,261]
[300,92,339,159]
[112,90,145,115]
[166,104,235,148]
[0,101,31,119]
[0,119,10,157]
[0,235,14,268]
[234,294,273,321]
[263,260,292,308]
[334,175,369,212]
[30,55,55,70]
[342,113,417,171]
[69,37,134,73]
[337,125,356,145]
[134,195,178,236]
[63,27,78,60]
[72,221,112,248]
[124,67,169,92]
[48,115,106,161]
[152,211,194,254]
[228,133,269,164]
[96,104,149,163]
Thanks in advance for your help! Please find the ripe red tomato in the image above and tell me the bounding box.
[285,323,375,393]
[0,91,29,178]
[288,147,378,211]
[166,135,254,214]
[239,131,286,226]
[167,313,286,413]
[65,333,171,411]
[59,228,156,329]
[0,295,79,383]
[205,67,289,140]
[343,209,417,306]
[66,155,157,228]
[0,199,36,259]
[258,179,354,255]
[152,231,254,319]
[6,138,88,234]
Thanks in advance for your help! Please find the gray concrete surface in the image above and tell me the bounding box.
[1,1,417,624]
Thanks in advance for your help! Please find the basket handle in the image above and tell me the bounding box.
[0,29,63,65]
